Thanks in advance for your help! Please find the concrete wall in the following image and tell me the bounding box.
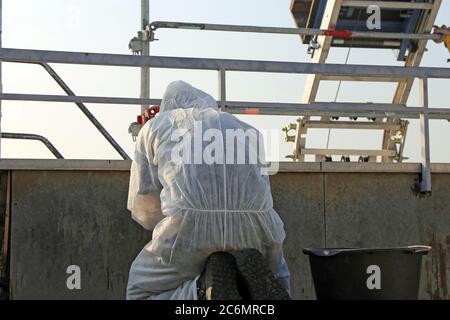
[9,170,148,300]
[3,160,450,300]
[272,172,450,300]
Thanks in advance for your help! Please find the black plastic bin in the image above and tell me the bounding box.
[303,246,431,300]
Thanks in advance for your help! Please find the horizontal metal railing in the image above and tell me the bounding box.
[2,48,450,78]
[1,48,450,116]
[2,94,450,120]
[149,20,442,41]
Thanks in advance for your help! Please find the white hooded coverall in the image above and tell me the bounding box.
[126,81,290,300]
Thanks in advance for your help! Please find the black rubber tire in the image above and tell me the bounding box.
[234,249,291,300]
[201,252,242,300]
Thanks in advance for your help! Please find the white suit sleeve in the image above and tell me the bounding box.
[127,124,164,230]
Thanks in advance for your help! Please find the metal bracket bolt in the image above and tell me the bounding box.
[129,29,157,55]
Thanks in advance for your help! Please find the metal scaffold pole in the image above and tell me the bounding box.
[149,21,443,42]
[140,0,150,115]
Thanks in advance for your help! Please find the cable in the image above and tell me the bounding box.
[325,47,352,149]
[325,4,367,153]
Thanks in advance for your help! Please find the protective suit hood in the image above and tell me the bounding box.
[159,81,218,113]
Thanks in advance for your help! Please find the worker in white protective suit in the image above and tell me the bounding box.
[126,80,290,300]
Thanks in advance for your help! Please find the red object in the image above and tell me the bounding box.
[136,105,160,125]
[245,108,260,115]
[324,29,353,38]
[145,105,160,119]
[137,115,145,125]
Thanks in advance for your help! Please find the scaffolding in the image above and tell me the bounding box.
[148,1,446,165]
[0,0,450,195]
[289,0,443,164]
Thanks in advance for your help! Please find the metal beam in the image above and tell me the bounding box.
[0,93,161,106]
[302,0,342,104]
[39,63,130,160]
[149,21,441,41]
[140,0,150,114]
[393,0,442,104]
[218,69,226,109]
[0,159,132,171]
[301,148,396,157]
[383,0,442,162]
[224,102,450,119]
[300,0,342,161]
[303,120,402,130]
[320,75,411,82]
[419,78,431,194]
[2,48,450,79]
[3,158,450,173]
[3,94,450,120]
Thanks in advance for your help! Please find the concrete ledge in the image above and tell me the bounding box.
[1,159,450,173]
[0,159,132,171]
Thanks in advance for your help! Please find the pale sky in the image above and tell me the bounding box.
[2,0,450,162]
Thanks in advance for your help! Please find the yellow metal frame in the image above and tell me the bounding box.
[445,35,450,53]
